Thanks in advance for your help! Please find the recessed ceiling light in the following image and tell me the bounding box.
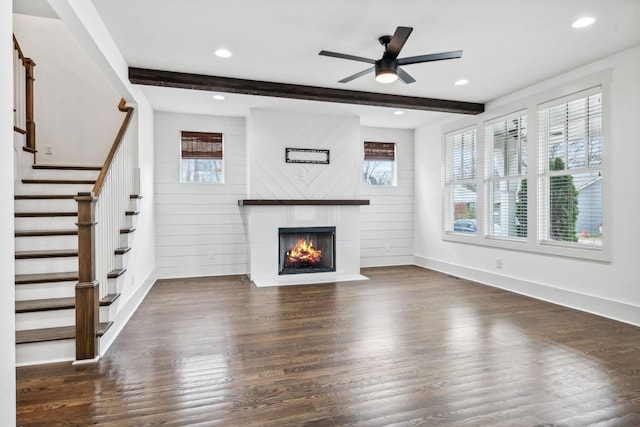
[212,94,225,101]
[454,79,469,86]
[572,16,596,28]
[394,110,404,116]
[215,49,232,58]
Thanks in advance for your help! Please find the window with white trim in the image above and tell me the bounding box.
[444,128,477,234]
[485,113,528,239]
[363,141,396,186]
[180,131,224,183]
[538,88,602,247]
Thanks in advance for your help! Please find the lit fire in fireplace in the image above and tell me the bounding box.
[285,239,323,268]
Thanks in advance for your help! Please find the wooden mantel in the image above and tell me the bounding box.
[238,199,369,206]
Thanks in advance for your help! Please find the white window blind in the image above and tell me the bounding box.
[180,131,225,183]
[444,128,477,234]
[538,88,602,247]
[485,113,528,239]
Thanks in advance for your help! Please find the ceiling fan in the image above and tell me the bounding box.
[319,26,462,85]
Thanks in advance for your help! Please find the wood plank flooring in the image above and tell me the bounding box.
[16,266,640,426]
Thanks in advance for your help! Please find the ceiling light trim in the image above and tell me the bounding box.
[128,67,485,115]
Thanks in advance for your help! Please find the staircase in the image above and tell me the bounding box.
[14,164,139,365]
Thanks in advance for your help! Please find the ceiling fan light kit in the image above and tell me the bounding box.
[320,26,463,85]
[375,59,398,83]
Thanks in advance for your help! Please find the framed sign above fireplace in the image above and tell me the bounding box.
[285,148,330,164]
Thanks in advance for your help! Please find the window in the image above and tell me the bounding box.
[180,131,224,183]
[485,113,528,239]
[444,128,477,234]
[441,75,607,260]
[363,141,396,185]
[538,88,602,247]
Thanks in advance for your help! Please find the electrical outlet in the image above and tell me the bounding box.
[496,257,502,268]
[208,251,215,259]
[384,243,391,252]
[45,145,53,155]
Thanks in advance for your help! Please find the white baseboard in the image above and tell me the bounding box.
[414,255,640,327]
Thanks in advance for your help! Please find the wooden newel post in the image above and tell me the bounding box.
[24,58,36,152]
[75,192,99,361]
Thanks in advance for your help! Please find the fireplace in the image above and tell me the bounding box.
[279,226,336,275]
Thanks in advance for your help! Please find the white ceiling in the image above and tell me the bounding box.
[16,0,640,129]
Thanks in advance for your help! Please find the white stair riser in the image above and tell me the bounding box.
[15,281,76,301]
[16,340,75,366]
[109,275,126,294]
[16,183,94,195]
[120,232,135,248]
[15,235,77,252]
[15,216,77,230]
[16,308,75,330]
[114,251,131,270]
[100,302,119,322]
[15,199,78,212]
[32,169,99,180]
[130,198,141,211]
[15,257,77,275]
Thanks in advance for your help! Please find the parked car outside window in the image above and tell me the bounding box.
[453,219,477,233]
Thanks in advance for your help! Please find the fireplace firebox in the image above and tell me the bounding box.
[279,226,336,275]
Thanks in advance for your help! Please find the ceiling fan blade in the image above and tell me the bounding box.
[384,26,413,60]
[397,67,416,84]
[338,67,375,83]
[398,50,463,66]
[319,50,376,64]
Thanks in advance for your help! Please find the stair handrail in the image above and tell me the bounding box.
[93,99,134,196]
[75,98,135,361]
[13,35,36,153]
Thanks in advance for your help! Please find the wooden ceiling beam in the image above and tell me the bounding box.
[129,67,484,115]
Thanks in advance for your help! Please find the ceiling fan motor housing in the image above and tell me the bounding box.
[375,58,398,76]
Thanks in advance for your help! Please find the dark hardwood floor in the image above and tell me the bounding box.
[16,266,640,426]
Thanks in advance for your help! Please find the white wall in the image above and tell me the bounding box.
[360,127,414,267]
[415,45,640,325]
[247,109,361,199]
[154,112,247,278]
[12,14,123,165]
[1,0,16,423]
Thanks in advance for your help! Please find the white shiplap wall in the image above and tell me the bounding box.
[248,109,360,199]
[360,127,415,267]
[154,112,247,278]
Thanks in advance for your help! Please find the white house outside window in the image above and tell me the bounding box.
[180,131,224,183]
[444,128,477,234]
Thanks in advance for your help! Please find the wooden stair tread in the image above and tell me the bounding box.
[120,227,136,234]
[32,164,102,171]
[15,249,78,259]
[22,179,95,185]
[16,322,113,344]
[108,268,126,279]
[16,326,74,344]
[130,194,143,199]
[15,194,76,200]
[125,210,140,216]
[16,271,78,284]
[115,247,131,255]
[97,322,113,337]
[15,211,77,217]
[15,229,78,237]
[100,293,121,306]
[16,297,75,313]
